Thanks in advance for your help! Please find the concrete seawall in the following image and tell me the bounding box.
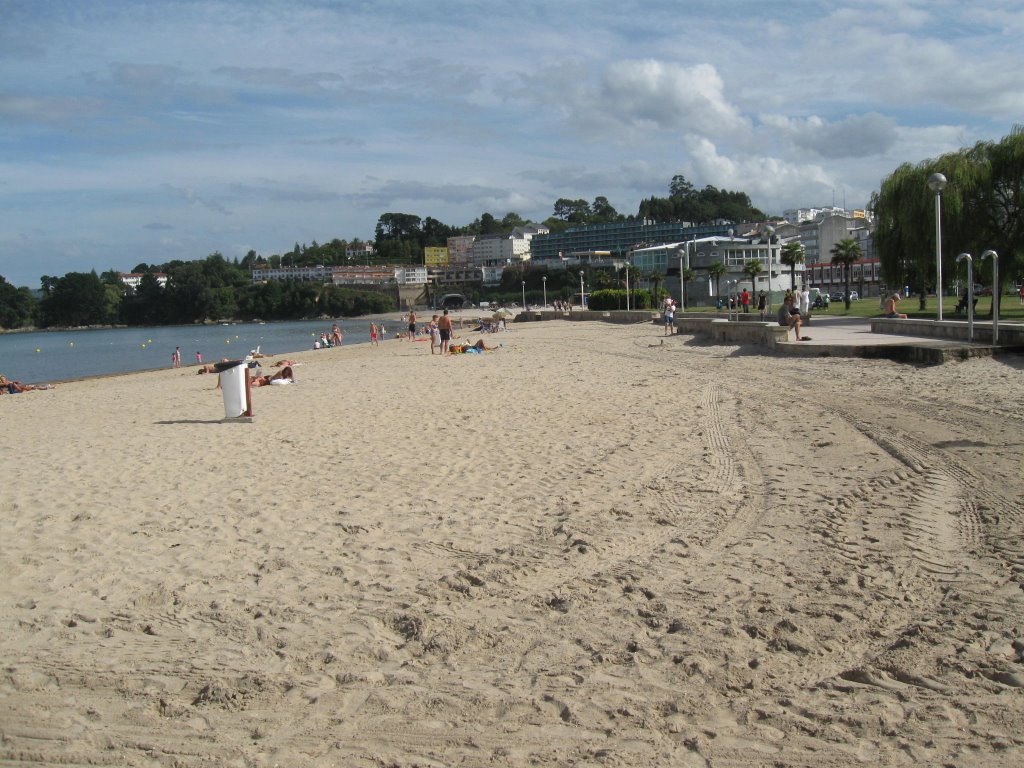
[871,317,1024,345]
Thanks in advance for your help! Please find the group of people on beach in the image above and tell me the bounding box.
[313,324,345,349]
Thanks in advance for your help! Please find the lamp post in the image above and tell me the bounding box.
[956,253,973,341]
[579,270,585,310]
[679,238,694,309]
[763,225,774,308]
[542,276,547,309]
[928,173,947,320]
[521,280,526,311]
[727,279,738,321]
[624,267,630,311]
[981,250,999,344]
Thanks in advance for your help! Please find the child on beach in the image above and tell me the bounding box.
[370,323,379,347]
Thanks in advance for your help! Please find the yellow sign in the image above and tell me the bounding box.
[424,247,449,266]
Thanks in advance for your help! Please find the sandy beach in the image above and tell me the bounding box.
[2,318,1023,767]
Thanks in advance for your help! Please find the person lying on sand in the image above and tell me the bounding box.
[0,374,54,393]
[448,339,500,354]
[251,366,294,387]
[271,359,298,367]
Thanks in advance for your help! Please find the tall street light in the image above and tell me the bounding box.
[928,172,948,321]
[542,276,547,309]
[521,280,526,311]
[624,266,630,311]
[982,250,999,344]
[579,270,585,310]
[763,225,774,308]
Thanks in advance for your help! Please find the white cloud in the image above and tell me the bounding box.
[684,136,833,213]
[566,60,749,139]
[762,113,899,159]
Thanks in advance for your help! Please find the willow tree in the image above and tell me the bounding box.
[830,239,862,310]
[780,241,805,290]
[964,126,1024,316]
[871,127,1024,313]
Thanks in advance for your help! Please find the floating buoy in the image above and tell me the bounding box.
[36,347,41,353]
[225,339,230,344]
[141,343,146,349]
[69,342,74,347]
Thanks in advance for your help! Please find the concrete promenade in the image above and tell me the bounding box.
[515,308,1024,364]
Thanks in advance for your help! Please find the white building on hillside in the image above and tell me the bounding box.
[345,242,376,262]
[120,272,168,290]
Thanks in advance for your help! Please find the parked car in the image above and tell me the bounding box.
[830,291,858,301]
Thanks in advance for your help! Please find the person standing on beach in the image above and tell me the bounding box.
[429,315,441,354]
[172,347,181,368]
[663,298,675,335]
[370,323,379,347]
[437,309,453,355]
[195,351,202,365]
[407,310,417,341]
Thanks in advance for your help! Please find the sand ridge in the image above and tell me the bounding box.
[1,320,1023,766]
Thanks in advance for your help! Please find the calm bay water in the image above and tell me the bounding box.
[0,318,392,384]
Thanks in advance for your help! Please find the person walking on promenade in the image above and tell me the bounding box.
[741,289,751,313]
[757,291,767,320]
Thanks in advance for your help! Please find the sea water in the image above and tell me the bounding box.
[0,318,393,384]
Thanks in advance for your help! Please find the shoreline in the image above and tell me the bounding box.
[1,308,508,386]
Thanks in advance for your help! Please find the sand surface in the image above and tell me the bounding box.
[2,319,1024,767]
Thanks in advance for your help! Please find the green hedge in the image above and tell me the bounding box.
[587,289,655,311]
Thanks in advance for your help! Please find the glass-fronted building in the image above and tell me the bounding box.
[530,220,734,262]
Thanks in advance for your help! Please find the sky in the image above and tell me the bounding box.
[1,0,1022,288]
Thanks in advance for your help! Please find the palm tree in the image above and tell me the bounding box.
[830,238,862,310]
[706,261,727,300]
[780,241,805,290]
[648,271,664,306]
[681,267,696,309]
[742,260,763,295]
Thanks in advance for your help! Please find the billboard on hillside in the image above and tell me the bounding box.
[424,247,449,266]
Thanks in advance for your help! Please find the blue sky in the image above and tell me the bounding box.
[2,0,1021,287]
